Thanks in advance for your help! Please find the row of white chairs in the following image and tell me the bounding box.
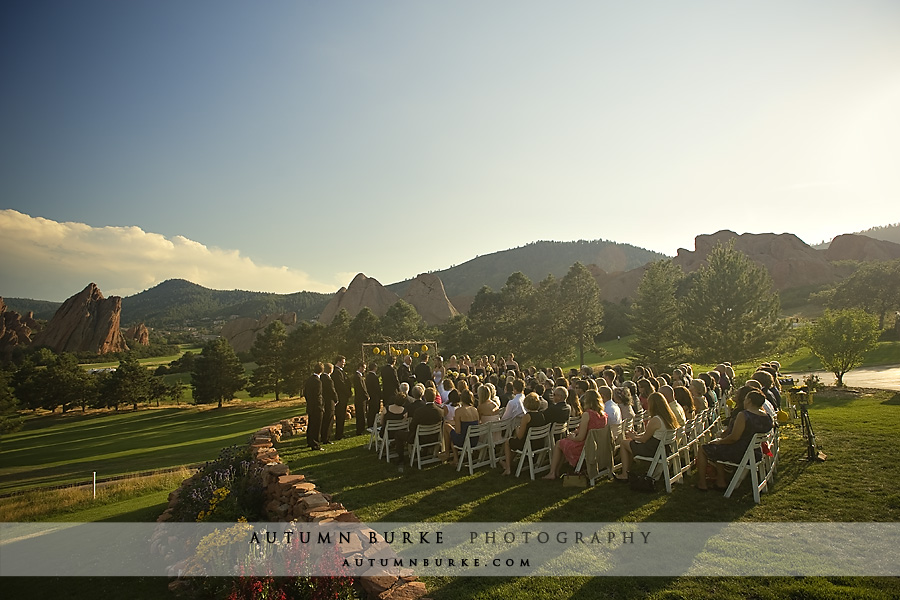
[366,406,777,501]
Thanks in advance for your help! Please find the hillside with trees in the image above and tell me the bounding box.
[385,239,667,299]
[120,279,331,327]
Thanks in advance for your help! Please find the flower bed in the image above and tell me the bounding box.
[156,416,428,600]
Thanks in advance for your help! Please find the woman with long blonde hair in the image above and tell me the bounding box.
[615,392,678,481]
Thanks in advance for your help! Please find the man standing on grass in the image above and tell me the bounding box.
[304,362,324,451]
[320,363,337,445]
[398,354,414,387]
[366,361,382,430]
[352,361,370,435]
[332,355,351,440]
[415,353,432,386]
[381,355,400,400]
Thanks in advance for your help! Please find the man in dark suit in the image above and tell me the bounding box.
[404,383,425,421]
[397,355,414,387]
[332,355,351,440]
[365,362,382,429]
[395,388,445,468]
[381,356,400,401]
[320,362,338,444]
[303,362,324,451]
[352,361,370,435]
[546,386,572,425]
[414,353,432,386]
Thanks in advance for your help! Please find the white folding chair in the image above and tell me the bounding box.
[488,418,515,466]
[572,425,616,484]
[721,430,777,503]
[513,423,554,480]
[633,428,683,492]
[378,419,408,463]
[367,413,383,451]
[550,421,568,450]
[455,422,495,475]
[409,422,444,469]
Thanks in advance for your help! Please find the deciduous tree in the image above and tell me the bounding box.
[829,259,900,330]
[806,308,880,387]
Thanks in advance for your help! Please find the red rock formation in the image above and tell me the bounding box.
[318,273,401,324]
[0,298,37,355]
[597,231,839,303]
[825,234,900,262]
[401,273,459,324]
[31,283,129,354]
[220,312,298,353]
[125,323,151,346]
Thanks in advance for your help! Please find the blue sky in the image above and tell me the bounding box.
[2,1,899,301]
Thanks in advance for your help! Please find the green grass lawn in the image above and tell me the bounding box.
[79,344,204,369]
[0,401,304,495]
[572,336,900,376]
[3,388,899,599]
[274,387,900,599]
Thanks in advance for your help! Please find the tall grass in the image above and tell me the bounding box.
[0,467,194,522]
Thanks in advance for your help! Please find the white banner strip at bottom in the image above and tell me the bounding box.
[1,522,897,577]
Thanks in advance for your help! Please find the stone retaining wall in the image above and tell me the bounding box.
[158,415,429,600]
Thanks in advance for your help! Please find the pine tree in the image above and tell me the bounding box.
[629,260,684,373]
[111,355,153,412]
[680,241,786,363]
[249,320,288,400]
[559,263,604,367]
[528,274,571,365]
[192,338,247,408]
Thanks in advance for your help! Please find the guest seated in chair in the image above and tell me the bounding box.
[498,392,547,476]
[444,389,480,465]
[615,392,678,482]
[542,390,608,480]
[693,389,773,491]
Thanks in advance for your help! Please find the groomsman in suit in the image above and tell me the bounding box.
[304,363,325,451]
[352,361,370,435]
[332,355,351,440]
[414,353,432,386]
[366,361,382,429]
[397,355,414,386]
[320,363,337,444]
[381,356,400,400]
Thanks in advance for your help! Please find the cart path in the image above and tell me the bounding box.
[784,364,900,391]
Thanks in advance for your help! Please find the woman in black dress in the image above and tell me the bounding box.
[694,389,773,491]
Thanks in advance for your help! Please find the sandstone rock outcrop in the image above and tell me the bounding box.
[598,230,840,303]
[31,283,129,354]
[318,273,400,324]
[674,231,835,290]
[0,298,38,356]
[125,323,150,346]
[220,312,298,353]
[320,272,460,325]
[401,273,459,324]
[825,234,900,262]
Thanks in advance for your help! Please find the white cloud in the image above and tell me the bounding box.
[0,210,338,301]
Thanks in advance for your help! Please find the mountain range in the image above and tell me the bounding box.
[4,238,665,326]
[5,226,899,328]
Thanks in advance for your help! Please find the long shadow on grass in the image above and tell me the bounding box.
[1,405,304,493]
[882,393,900,405]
